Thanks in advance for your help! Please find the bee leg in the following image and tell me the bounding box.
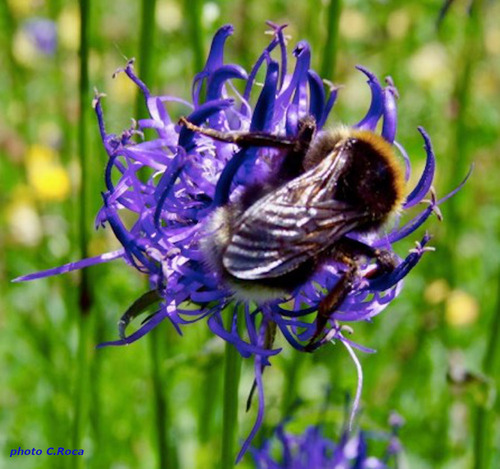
[304,238,397,351]
[277,116,317,181]
[305,261,358,352]
[368,249,398,278]
[179,116,297,148]
[331,237,398,277]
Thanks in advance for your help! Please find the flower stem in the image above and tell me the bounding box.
[235,0,253,70]
[149,325,178,469]
[444,0,484,284]
[0,1,29,143]
[72,309,92,467]
[280,351,306,419]
[185,0,205,73]
[221,307,243,468]
[198,357,222,443]
[136,0,157,120]
[72,0,92,464]
[320,0,342,81]
[134,1,175,467]
[315,0,344,426]
[473,264,500,469]
[440,2,487,466]
[306,0,322,52]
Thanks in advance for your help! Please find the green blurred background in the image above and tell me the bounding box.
[1,0,499,468]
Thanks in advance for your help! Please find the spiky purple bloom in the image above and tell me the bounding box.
[15,23,467,461]
[22,18,57,56]
[250,417,402,469]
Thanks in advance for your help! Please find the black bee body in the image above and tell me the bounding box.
[179,116,405,347]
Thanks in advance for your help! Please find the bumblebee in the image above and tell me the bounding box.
[179,115,405,349]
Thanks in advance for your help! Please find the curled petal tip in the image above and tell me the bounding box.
[92,90,106,108]
[437,164,474,205]
[355,65,384,130]
[265,20,288,30]
[112,58,135,79]
[417,126,436,156]
[417,125,430,140]
[323,78,342,92]
[211,24,234,51]
[403,126,436,208]
[293,40,310,57]
[218,24,234,35]
[355,65,379,83]
[382,84,398,143]
[385,75,399,96]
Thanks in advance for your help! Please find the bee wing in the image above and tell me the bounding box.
[223,145,371,280]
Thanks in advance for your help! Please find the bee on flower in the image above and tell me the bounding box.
[15,22,468,460]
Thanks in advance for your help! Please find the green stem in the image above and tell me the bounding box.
[221,307,243,469]
[320,0,342,81]
[136,0,157,120]
[444,0,484,284]
[0,2,31,170]
[443,2,487,467]
[72,2,92,465]
[185,0,205,73]
[473,265,500,469]
[78,2,91,267]
[305,0,322,52]
[198,357,222,443]
[72,308,92,464]
[235,0,253,71]
[150,325,178,469]
[134,2,175,466]
[280,351,306,419]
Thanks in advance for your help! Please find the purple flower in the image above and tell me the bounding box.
[250,416,402,469]
[15,23,468,461]
[22,18,57,56]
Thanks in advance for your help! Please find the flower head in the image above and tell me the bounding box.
[250,416,403,469]
[88,23,445,351]
[15,22,467,461]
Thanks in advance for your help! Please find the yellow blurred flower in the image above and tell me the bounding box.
[485,26,500,56]
[26,143,56,164]
[31,166,71,201]
[387,8,411,40]
[157,1,182,32]
[340,9,369,41]
[26,144,71,201]
[7,0,36,17]
[12,28,38,67]
[58,5,80,51]
[445,290,479,327]
[7,198,43,246]
[409,43,452,90]
[425,278,450,304]
[202,2,220,26]
[109,72,138,104]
